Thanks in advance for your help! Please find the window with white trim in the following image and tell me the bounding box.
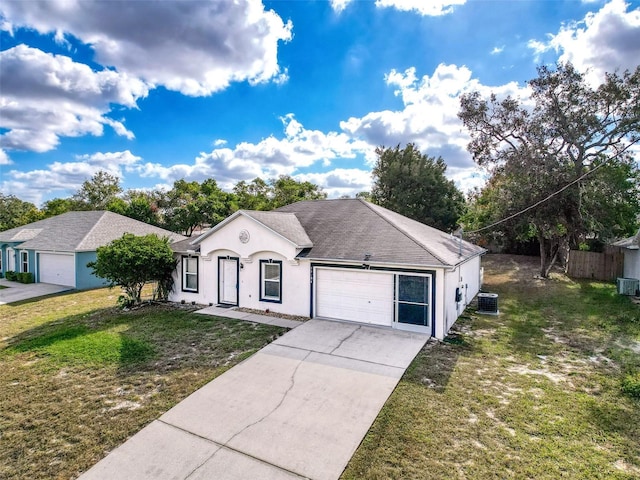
[182,256,198,292]
[260,260,282,303]
[21,251,29,273]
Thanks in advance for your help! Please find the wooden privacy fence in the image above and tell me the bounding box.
[566,250,624,282]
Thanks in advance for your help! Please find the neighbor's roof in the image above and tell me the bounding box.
[611,229,640,250]
[0,211,186,252]
[276,199,485,267]
[193,210,313,249]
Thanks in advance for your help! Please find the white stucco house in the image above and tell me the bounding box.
[170,199,486,340]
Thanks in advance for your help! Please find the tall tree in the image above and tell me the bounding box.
[233,178,271,210]
[41,198,78,217]
[371,143,465,232]
[459,63,640,277]
[73,171,122,210]
[270,175,327,208]
[107,190,161,225]
[0,194,42,231]
[160,179,234,235]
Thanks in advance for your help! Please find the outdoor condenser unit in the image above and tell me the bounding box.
[477,292,499,315]
[617,277,639,296]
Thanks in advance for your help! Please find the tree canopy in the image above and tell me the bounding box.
[73,171,123,210]
[88,233,177,306]
[371,143,465,232]
[0,194,41,231]
[459,63,640,277]
[4,172,328,234]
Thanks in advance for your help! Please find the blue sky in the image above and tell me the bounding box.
[1,0,639,206]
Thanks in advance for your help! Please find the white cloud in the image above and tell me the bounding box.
[0,0,292,96]
[0,149,12,165]
[330,0,353,13]
[491,45,505,55]
[331,0,465,15]
[138,115,375,190]
[341,63,528,170]
[375,0,466,16]
[0,45,147,153]
[528,0,640,83]
[0,150,141,205]
[295,168,372,198]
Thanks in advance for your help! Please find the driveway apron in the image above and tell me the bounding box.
[79,319,428,480]
[0,280,72,304]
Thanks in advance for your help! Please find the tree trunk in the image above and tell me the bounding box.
[538,235,560,278]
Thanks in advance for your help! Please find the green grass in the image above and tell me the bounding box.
[0,289,286,480]
[0,284,8,289]
[342,254,640,480]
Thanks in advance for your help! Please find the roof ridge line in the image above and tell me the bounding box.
[359,199,452,266]
[75,211,108,252]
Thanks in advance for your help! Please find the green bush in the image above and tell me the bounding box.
[5,271,35,283]
[18,272,35,284]
[621,372,640,399]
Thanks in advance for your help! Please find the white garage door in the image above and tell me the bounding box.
[315,268,394,326]
[39,253,75,287]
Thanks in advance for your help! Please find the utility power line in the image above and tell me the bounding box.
[466,146,636,235]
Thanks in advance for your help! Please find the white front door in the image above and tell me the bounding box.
[7,248,15,271]
[219,258,238,305]
[315,268,394,326]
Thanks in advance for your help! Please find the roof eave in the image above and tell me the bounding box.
[301,248,486,270]
[193,211,313,250]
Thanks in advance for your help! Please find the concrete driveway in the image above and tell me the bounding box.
[0,279,72,305]
[79,319,428,480]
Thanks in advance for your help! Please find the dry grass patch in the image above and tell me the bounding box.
[0,288,286,480]
[343,254,640,480]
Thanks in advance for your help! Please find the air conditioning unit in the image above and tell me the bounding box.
[477,292,499,315]
[617,277,639,296]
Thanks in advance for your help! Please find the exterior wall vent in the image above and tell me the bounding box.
[477,292,499,315]
[617,277,639,296]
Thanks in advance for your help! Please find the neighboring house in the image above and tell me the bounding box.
[0,211,186,289]
[612,229,640,279]
[170,199,486,339]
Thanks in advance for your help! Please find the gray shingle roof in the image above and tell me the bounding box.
[276,199,485,267]
[171,234,203,253]
[242,211,313,248]
[192,210,313,249]
[0,211,186,251]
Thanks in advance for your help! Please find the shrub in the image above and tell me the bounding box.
[621,372,640,399]
[18,272,35,284]
[88,233,177,307]
[5,270,17,281]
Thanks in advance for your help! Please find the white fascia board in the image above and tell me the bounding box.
[195,211,311,249]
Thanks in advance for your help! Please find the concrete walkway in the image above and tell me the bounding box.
[0,279,72,305]
[195,305,303,329]
[79,319,428,480]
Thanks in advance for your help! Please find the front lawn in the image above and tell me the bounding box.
[343,254,640,479]
[0,289,285,480]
